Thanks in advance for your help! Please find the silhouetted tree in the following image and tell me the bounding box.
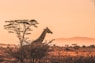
[82,45,87,48]
[64,44,70,51]
[4,19,38,63]
[72,44,80,50]
[88,45,95,48]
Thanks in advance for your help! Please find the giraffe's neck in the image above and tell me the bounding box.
[33,30,47,43]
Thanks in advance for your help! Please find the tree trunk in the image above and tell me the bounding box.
[20,41,24,63]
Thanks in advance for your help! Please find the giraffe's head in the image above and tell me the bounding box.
[45,27,53,34]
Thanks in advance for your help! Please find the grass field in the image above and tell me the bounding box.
[0,46,95,63]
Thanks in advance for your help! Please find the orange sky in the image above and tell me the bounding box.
[0,0,95,44]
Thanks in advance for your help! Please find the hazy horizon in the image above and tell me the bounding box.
[1,36,95,46]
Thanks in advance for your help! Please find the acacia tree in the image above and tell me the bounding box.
[4,19,38,63]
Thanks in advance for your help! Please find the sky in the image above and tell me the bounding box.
[0,0,95,44]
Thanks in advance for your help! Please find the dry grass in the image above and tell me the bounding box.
[0,47,95,63]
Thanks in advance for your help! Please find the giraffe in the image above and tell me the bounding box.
[22,27,53,62]
[31,27,53,44]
